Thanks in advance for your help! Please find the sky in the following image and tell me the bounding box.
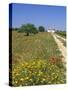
[11,3,66,31]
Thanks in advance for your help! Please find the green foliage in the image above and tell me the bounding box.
[38,26,45,32]
[18,23,38,36]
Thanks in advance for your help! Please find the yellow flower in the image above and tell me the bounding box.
[21,63,24,66]
[25,77,29,80]
[16,73,19,76]
[15,80,18,84]
[30,79,33,82]
[38,71,43,76]
[42,78,45,81]
[20,78,24,81]
[25,63,28,66]
[48,81,51,84]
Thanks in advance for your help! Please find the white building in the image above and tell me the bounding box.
[47,29,55,33]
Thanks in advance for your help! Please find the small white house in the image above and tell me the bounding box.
[47,29,55,33]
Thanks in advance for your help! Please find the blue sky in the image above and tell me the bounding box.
[12,3,66,31]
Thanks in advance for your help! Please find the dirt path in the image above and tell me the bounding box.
[55,34,66,41]
[51,32,66,62]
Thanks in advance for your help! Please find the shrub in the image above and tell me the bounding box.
[38,26,45,32]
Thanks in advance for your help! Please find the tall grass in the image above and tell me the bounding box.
[10,31,66,86]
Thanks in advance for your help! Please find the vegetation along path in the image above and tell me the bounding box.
[52,32,66,62]
[55,33,66,41]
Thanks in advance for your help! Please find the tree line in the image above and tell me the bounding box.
[12,23,46,36]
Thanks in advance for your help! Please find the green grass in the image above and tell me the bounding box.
[12,31,61,62]
[11,31,66,86]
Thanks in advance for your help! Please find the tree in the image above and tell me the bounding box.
[38,26,45,32]
[12,28,19,31]
[19,23,38,36]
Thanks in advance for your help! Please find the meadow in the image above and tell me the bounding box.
[11,31,66,86]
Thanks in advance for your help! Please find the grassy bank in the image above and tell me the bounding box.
[10,31,66,86]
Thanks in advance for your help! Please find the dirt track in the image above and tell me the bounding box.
[55,34,66,41]
[52,32,66,62]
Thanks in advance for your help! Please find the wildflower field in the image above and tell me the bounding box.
[10,31,66,86]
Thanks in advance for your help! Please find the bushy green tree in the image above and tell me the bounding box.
[19,23,38,36]
[39,26,45,32]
